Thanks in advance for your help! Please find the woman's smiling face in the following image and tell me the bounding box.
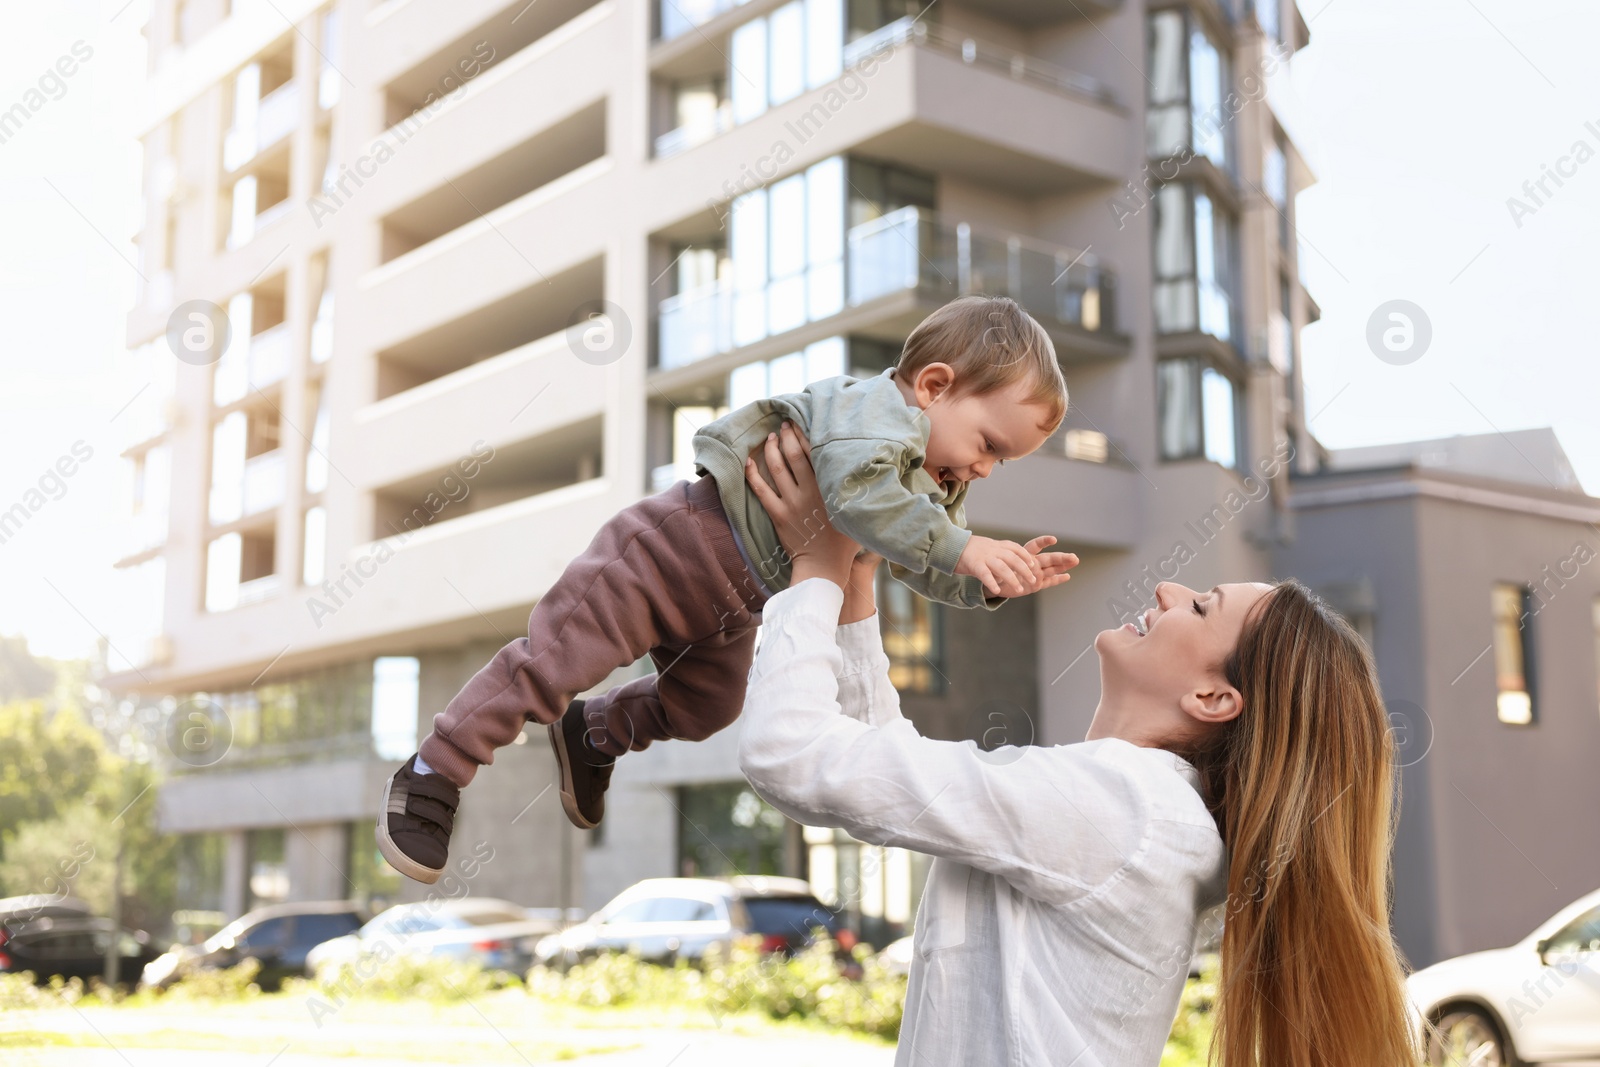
[1090,580,1276,746]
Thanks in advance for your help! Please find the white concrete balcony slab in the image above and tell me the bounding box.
[356,159,616,354]
[965,451,1146,551]
[349,333,609,490]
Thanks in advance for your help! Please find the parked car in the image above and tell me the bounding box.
[0,916,160,985]
[1408,887,1600,1066]
[0,894,96,933]
[141,901,367,991]
[306,898,561,976]
[535,876,856,971]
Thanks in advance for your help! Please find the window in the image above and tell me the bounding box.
[1153,183,1238,342]
[676,782,791,877]
[649,897,719,922]
[1264,138,1290,251]
[1145,11,1232,170]
[371,657,420,760]
[238,916,287,951]
[1491,583,1536,725]
[1546,906,1600,956]
[1270,273,1294,374]
[729,0,843,126]
[1158,359,1239,467]
[877,568,946,694]
[246,829,289,910]
[728,337,847,409]
[1255,0,1282,45]
[176,833,226,914]
[346,822,401,908]
[292,913,361,949]
[729,156,847,347]
[603,899,658,925]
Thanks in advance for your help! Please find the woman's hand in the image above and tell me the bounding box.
[743,422,860,590]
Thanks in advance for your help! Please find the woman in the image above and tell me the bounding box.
[737,424,1417,1067]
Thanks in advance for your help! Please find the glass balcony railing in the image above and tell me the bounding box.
[213,323,292,406]
[848,207,1113,336]
[223,80,300,171]
[844,16,1112,104]
[658,280,735,370]
[659,0,741,40]
[242,451,287,516]
[210,450,285,525]
[654,102,734,159]
[658,209,1115,371]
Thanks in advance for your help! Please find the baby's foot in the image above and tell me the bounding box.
[548,699,615,830]
[376,754,460,884]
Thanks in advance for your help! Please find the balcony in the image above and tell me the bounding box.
[210,449,286,525]
[658,208,1121,372]
[849,207,1114,337]
[213,322,291,406]
[657,0,740,41]
[353,331,608,490]
[845,17,1112,105]
[654,102,732,159]
[223,80,300,172]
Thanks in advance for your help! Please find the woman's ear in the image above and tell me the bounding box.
[1178,680,1244,726]
[913,362,955,407]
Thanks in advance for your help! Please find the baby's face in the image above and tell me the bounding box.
[919,378,1057,490]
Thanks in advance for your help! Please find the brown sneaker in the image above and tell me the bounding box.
[375,754,459,884]
[548,699,615,830]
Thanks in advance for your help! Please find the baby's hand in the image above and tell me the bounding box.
[1021,535,1078,594]
[955,535,1079,598]
[956,535,1044,597]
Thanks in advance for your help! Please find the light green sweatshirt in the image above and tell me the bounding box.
[692,369,1002,610]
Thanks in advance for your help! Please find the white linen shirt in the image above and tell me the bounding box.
[738,579,1228,1067]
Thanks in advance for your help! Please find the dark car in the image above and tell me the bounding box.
[0,916,161,986]
[142,901,367,991]
[535,876,857,972]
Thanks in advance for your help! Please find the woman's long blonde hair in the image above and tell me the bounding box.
[1184,579,1419,1067]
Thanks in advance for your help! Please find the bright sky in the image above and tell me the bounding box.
[2,0,1597,661]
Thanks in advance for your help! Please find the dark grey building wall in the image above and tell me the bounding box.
[1413,494,1600,959]
[1281,482,1600,969]
[900,592,1039,749]
[1274,494,1442,968]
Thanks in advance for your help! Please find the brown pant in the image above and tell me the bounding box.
[417,476,772,787]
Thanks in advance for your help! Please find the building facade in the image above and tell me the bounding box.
[110,0,1320,945]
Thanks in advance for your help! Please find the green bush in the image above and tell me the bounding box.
[1160,965,1217,1067]
[162,957,263,1001]
[284,953,518,1003]
[527,935,905,1039]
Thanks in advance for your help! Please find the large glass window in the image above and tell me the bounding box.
[246,828,289,910]
[676,782,793,877]
[1145,11,1232,169]
[1153,183,1238,342]
[1264,137,1290,251]
[729,0,843,126]
[1158,359,1239,468]
[730,156,847,347]
[1491,583,1536,725]
[877,567,945,694]
[371,656,420,760]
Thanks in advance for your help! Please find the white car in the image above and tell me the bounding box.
[305,898,560,977]
[1408,887,1600,1066]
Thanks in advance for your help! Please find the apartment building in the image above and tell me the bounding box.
[109,0,1318,944]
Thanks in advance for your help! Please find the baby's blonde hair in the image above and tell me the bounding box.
[897,295,1068,432]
